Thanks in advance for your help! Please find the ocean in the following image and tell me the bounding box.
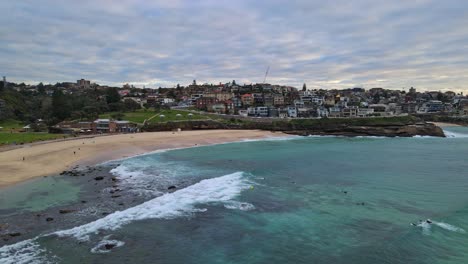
[1,127,468,263]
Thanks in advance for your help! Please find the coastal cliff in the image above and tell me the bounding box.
[142,116,445,137]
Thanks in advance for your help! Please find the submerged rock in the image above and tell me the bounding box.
[8,232,21,237]
[104,243,116,250]
[94,176,104,181]
[59,209,76,214]
[167,185,177,190]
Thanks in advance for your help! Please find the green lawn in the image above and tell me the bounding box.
[99,109,209,124]
[99,109,157,124]
[149,109,208,123]
[0,119,25,131]
[0,132,68,145]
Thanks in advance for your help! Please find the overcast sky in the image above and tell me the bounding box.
[1,0,468,92]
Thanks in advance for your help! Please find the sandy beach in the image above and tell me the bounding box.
[430,122,462,127]
[0,130,284,188]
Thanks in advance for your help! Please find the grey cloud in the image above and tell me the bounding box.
[0,0,467,92]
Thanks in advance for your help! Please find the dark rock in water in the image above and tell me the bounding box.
[59,209,76,214]
[118,203,124,206]
[343,191,348,194]
[109,190,115,194]
[111,195,121,198]
[81,200,87,203]
[111,177,118,182]
[8,232,21,237]
[94,176,104,181]
[104,243,116,250]
[102,212,109,216]
[168,185,177,190]
[46,217,54,222]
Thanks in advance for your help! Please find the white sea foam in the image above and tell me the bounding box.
[433,221,466,233]
[0,239,52,264]
[224,201,255,211]
[415,220,466,235]
[416,221,432,235]
[443,130,468,138]
[90,236,125,254]
[54,172,250,240]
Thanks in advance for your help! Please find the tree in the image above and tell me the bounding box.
[51,89,70,120]
[106,87,120,104]
[111,112,125,120]
[232,80,237,86]
[124,99,141,111]
[302,83,307,91]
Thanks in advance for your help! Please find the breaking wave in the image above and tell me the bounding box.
[0,172,252,263]
[443,130,468,138]
[0,239,53,264]
[54,171,250,240]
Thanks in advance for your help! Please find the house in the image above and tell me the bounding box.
[91,119,136,133]
[287,106,297,118]
[342,106,358,118]
[264,95,274,106]
[232,96,243,108]
[273,95,285,106]
[224,100,235,114]
[276,108,287,118]
[196,97,217,110]
[241,94,254,106]
[247,106,269,117]
[316,106,329,117]
[211,103,226,114]
[419,100,444,113]
[328,106,342,118]
[92,119,115,133]
[115,121,138,133]
[357,108,374,117]
[369,104,388,114]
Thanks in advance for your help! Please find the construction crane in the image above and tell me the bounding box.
[263,66,270,84]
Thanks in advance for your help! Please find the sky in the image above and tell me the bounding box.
[1,0,468,92]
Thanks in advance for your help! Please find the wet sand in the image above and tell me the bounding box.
[0,130,284,187]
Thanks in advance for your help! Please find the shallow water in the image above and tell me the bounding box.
[1,127,468,263]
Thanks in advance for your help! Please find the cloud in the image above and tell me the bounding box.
[0,0,467,92]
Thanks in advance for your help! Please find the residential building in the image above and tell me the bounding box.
[241,94,254,106]
[77,79,91,89]
[196,97,217,110]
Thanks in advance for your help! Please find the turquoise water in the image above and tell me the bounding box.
[2,127,468,263]
[0,176,80,215]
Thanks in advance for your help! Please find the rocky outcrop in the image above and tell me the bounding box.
[141,117,445,137]
[283,123,445,137]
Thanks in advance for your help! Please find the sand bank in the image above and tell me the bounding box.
[0,130,283,187]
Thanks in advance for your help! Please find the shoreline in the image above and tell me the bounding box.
[0,130,285,188]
